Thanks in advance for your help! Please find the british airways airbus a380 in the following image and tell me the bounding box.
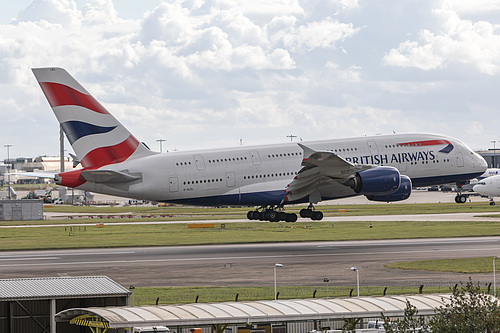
[32,67,487,222]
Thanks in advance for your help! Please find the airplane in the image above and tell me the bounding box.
[473,174,500,205]
[442,168,500,203]
[31,67,487,221]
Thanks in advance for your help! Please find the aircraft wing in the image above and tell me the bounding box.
[80,170,141,183]
[284,144,371,203]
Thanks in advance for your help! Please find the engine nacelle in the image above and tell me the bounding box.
[345,166,401,195]
[366,175,412,202]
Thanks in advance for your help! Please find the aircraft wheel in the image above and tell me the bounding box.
[268,211,279,222]
[247,211,255,220]
[285,213,298,222]
[300,208,312,218]
[311,211,323,221]
[490,201,496,206]
[252,211,262,220]
[459,195,467,203]
[278,212,287,221]
[454,195,460,203]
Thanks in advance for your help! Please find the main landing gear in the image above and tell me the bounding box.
[247,207,297,222]
[299,204,324,221]
[246,204,324,222]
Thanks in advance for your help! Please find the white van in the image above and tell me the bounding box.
[133,327,170,333]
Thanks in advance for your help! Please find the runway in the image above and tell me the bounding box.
[1,237,499,288]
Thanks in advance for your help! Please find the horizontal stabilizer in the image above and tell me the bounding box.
[80,170,141,183]
[8,172,57,179]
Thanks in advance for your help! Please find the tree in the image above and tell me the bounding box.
[380,300,428,333]
[428,280,500,332]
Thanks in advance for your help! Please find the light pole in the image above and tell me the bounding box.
[4,144,12,199]
[129,285,135,306]
[157,139,166,153]
[350,267,360,297]
[324,278,330,298]
[494,257,500,296]
[274,263,283,300]
[492,141,497,168]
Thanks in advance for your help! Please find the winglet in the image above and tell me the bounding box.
[297,143,316,161]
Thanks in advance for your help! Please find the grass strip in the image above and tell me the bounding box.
[385,257,500,273]
[2,220,500,251]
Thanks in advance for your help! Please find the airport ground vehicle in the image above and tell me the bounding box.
[133,326,169,333]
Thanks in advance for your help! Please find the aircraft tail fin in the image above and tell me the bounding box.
[32,67,156,169]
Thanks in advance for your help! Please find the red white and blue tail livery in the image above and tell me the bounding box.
[32,67,487,221]
[32,67,154,169]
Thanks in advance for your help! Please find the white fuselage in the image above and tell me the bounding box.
[73,132,487,206]
[473,174,500,197]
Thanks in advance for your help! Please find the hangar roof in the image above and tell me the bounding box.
[0,276,130,301]
[56,294,452,328]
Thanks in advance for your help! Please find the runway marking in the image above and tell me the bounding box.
[316,239,498,248]
[0,247,494,268]
[0,251,134,259]
[0,257,60,261]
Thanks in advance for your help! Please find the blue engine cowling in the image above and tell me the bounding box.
[346,166,401,195]
[365,175,412,202]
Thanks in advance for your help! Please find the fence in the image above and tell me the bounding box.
[133,282,486,306]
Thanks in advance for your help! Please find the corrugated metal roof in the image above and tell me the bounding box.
[0,276,130,300]
[56,294,453,328]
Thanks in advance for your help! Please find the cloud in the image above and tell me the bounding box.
[1,0,500,158]
[17,0,81,29]
[383,1,500,75]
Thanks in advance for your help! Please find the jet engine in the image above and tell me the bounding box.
[345,166,401,195]
[365,175,412,202]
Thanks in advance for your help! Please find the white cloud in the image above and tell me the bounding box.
[17,0,81,29]
[448,0,500,16]
[1,0,500,159]
[383,2,500,75]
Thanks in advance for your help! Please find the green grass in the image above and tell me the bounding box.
[2,219,500,251]
[385,257,499,274]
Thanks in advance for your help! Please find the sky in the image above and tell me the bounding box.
[1,0,500,160]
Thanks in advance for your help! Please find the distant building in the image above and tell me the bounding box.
[477,149,500,169]
[1,156,80,184]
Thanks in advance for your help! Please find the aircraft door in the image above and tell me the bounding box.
[169,177,179,192]
[193,155,206,171]
[250,150,261,166]
[367,141,379,156]
[226,172,236,187]
[456,153,464,167]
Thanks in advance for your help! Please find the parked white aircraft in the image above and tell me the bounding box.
[450,168,500,203]
[32,67,487,221]
[473,175,500,205]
